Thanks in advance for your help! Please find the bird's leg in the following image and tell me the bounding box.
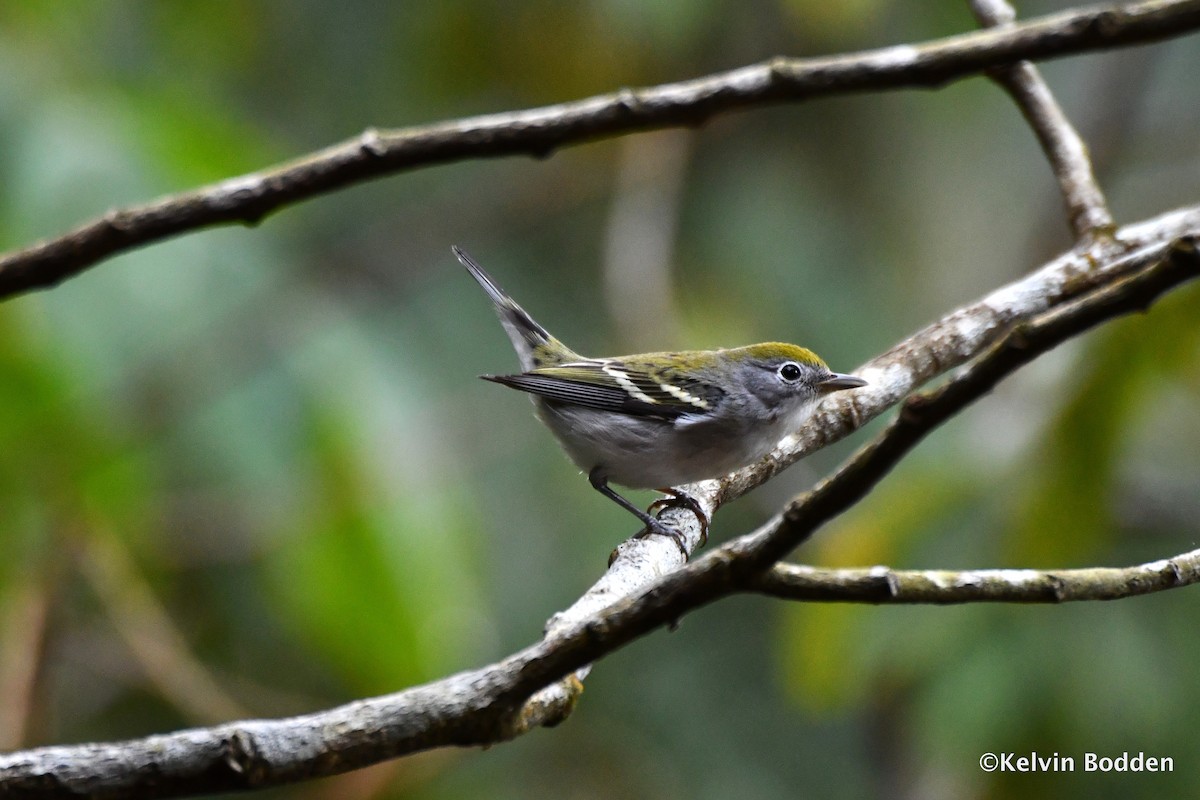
[589,468,688,558]
[648,489,710,547]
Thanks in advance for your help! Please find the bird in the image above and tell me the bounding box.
[456,245,866,554]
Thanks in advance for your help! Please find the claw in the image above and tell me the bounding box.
[631,517,690,558]
[647,489,710,547]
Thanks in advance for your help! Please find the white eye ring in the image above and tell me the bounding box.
[778,362,802,382]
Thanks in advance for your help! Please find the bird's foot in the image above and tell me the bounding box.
[647,489,710,548]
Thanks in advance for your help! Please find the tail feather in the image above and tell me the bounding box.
[454,246,575,370]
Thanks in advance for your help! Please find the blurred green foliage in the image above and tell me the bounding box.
[0,2,1198,798]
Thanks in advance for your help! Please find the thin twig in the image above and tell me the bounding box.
[970,0,1116,242]
[753,548,1200,603]
[79,528,249,725]
[0,572,52,750]
[1,0,1198,302]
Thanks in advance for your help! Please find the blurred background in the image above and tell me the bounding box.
[1,1,1199,798]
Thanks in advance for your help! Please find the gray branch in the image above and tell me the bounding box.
[971,0,1117,242]
[753,549,1200,603]
[1,0,1199,302]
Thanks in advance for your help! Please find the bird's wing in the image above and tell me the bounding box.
[483,359,722,420]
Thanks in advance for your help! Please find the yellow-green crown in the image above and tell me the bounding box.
[729,342,827,367]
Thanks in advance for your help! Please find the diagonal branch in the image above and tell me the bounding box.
[971,0,1116,242]
[499,236,1200,712]
[2,231,1195,800]
[1,0,1199,303]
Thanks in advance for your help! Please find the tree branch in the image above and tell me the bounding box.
[971,0,1117,242]
[1,0,1199,302]
[753,548,1200,603]
[3,232,1195,800]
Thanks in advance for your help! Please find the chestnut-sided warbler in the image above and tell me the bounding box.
[456,246,866,553]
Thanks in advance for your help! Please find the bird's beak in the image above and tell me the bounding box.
[819,372,868,392]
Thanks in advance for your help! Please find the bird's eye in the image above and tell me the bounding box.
[778,362,802,382]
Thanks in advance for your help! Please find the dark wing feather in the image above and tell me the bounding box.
[482,371,690,420]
